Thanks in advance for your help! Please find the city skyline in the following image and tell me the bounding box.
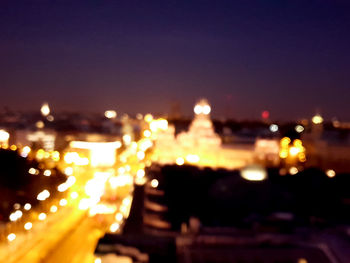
[1,1,349,120]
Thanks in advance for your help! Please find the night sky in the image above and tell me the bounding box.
[1,1,349,120]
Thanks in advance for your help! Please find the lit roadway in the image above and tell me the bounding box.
[3,165,127,263]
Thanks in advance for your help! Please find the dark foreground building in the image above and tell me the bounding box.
[95,164,350,263]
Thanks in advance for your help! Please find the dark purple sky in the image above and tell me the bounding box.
[0,0,349,120]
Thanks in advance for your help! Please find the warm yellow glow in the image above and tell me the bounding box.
[295,125,304,133]
[36,121,45,129]
[203,105,211,115]
[137,169,145,178]
[59,199,68,206]
[50,205,58,213]
[64,152,79,164]
[139,139,153,151]
[289,166,298,175]
[0,129,10,142]
[24,203,31,211]
[7,233,16,242]
[70,191,79,199]
[279,149,288,159]
[298,258,308,263]
[41,102,50,116]
[118,167,126,174]
[241,165,267,181]
[186,154,200,164]
[43,169,51,176]
[57,183,68,192]
[24,222,32,230]
[36,149,46,160]
[10,145,17,151]
[143,130,151,137]
[64,167,73,176]
[312,114,323,124]
[280,137,291,147]
[150,179,159,188]
[9,210,22,221]
[326,169,336,178]
[144,113,153,123]
[176,157,185,165]
[21,146,31,157]
[115,212,123,222]
[78,198,91,210]
[51,151,60,161]
[122,134,132,145]
[28,168,37,175]
[299,153,306,162]
[194,105,203,115]
[94,258,102,263]
[109,222,120,233]
[137,151,145,160]
[37,190,50,201]
[289,147,300,156]
[104,110,117,119]
[38,213,47,221]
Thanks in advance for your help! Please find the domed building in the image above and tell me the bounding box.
[153,99,255,169]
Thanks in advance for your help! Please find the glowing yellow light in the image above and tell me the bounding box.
[66,175,76,187]
[50,205,58,213]
[143,130,151,137]
[118,167,126,174]
[37,190,50,201]
[36,149,45,160]
[104,110,117,119]
[137,151,145,160]
[144,114,153,123]
[24,203,31,211]
[122,134,132,145]
[78,198,91,210]
[10,145,17,151]
[241,165,267,181]
[7,233,16,242]
[299,153,306,162]
[194,105,202,114]
[115,212,123,222]
[289,167,298,175]
[0,129,10,142]
[28,168,37,175]
[59,199,67,206]
[36,121,45,129]
[298,258,308,263]
[21,146,31,157]
[203,105,211,115]
[186,154,199,164]
[38,213,47,221]
[293,139,302,147]
[312,114,323,124]
[57,183,68,192]
[295,125,304,133]
[109,222,120,233]
[176,157,185,166]
[43,169,51,177]
[24,222,32,230]
[64,167,73,176]
[150,179,159,188]
[41,102,50,116]
[51,151,60,161]
[280,137,291,147]
[326,169,336,178]
[70,191,79,199]
[289,147,300,156]
[136,169,145,178]
[9,211,22,221]
[94,258,102,263]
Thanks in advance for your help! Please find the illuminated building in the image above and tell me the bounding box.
[153,99,257,169]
